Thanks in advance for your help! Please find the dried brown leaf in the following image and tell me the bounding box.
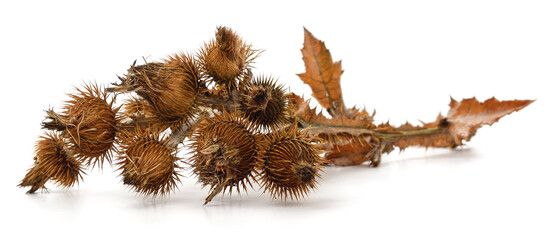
[383,97,534,152]
[318,132,383,166]
[298,28,345,116]
[446,97,534,144]
[288,93,374,129]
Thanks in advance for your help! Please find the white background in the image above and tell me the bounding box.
[1,0,547,239]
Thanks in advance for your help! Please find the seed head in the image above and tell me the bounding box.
[42,83,119,168]
[19,132,84,193]
[118,96,160,131]
[198,26,259,91]
[189,111,261,205]
[116,128,181,198]
[239,76,288,129]
[110,53,202,130]
[258,125,326,201]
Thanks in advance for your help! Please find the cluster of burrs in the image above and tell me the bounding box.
[20,26,327,205]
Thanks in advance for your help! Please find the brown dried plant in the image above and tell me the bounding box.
[189,111,262,205]
[258,124,327,200]
[20,26,533,205]
[116,127,181,197]
[109,53,202,131]
[19,132,84,193]
[239,76,289,129]
[42,83,119,168]
[198,26,259,91]
[120,96,155,129]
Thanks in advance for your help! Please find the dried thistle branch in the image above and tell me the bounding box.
[19,26,533,206]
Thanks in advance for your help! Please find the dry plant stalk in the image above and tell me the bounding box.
[20,26,533,205]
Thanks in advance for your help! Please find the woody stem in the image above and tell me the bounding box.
[196,91,240,112]
[373,127,444,139]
